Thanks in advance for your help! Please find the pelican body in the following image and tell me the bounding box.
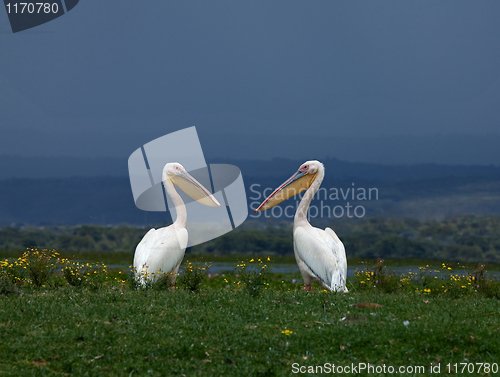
[133,162,220,287]
[256,161,348,292]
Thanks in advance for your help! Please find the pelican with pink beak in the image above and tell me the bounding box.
[133,162,221,287]
[255,160,348,292]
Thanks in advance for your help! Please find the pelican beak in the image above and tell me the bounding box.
[171,170,221,207]
[255,169,318,212]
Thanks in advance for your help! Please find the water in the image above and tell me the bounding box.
[207,263,500,278]
[118,262,500,278]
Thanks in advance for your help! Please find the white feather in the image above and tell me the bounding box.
[133,226,188,285]
[134,225,188,283]
[294,226,348,292]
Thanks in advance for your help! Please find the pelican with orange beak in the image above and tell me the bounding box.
[133,162,220,287]
[255,160,348,292]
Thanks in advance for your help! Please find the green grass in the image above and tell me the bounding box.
[1,286,499,376]
[0,251,298,266]
[1,251,499,376]
[0,250,134,266]
[1,249,498,272]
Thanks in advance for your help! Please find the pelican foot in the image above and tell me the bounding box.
[169,286,176,291]
[304,285,311,292]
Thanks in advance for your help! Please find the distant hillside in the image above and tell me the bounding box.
[0,177,169,226]
[1,155,499,181]
[213,157,500,182]
[1,173,500,226]
[1,154,500,226]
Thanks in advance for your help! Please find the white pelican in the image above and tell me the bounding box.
[133,162,220,287]
[255,160,348,292]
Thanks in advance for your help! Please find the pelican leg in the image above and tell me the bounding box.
[168,259,183,289]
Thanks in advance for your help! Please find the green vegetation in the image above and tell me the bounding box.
[2,216,500,264]
[0,281,499,375]
[235,257,272,297]
[178,260,212,292]
[355,259,500,298]
[2,216,499,375]
[0,225,144,253]
[1,252,499,375]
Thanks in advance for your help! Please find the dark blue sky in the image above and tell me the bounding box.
[1,1,499,164]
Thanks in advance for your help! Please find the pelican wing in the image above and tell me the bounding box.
[294,226,347,292]
[133,228,158,272]
[133,226,188,281]
[324,227,348,292]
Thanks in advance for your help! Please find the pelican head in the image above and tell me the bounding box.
[163,162,221,207]
[255,160,323,212]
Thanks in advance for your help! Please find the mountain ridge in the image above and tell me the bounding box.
[1,155,499,182]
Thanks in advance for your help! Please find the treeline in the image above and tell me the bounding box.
[1,216,500,263]
[0,225,145,254]
[195,216,500,263]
